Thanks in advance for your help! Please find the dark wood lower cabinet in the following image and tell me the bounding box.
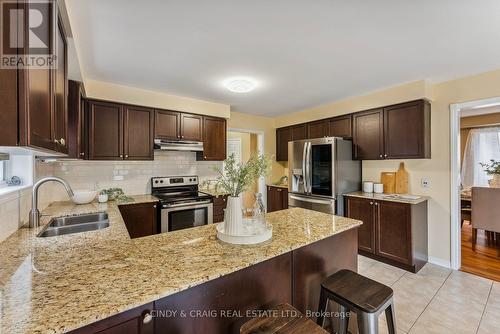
[69,303,154,334]
[70,229,357,334]
[119,202,158,239]
[213,195,228,223]
[346,196,428,272]
[267,186,288,213]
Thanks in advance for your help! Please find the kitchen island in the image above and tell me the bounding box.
[0,197,361,334]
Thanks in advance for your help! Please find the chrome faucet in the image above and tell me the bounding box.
[29,177,75,228]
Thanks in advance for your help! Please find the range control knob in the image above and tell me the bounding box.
[154,180,159,184]
[160,180,164,183]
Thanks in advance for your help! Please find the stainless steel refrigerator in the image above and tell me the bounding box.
[288,137,361,215]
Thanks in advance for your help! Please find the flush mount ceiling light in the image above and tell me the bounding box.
[223,77,258,93]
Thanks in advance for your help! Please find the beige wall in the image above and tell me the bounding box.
[85,80,230,118]
[460,112,500,163]
[270,70,500,265]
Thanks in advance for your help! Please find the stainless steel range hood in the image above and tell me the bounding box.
[154,139,203,152]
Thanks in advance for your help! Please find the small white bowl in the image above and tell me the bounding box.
[72,190,97,205]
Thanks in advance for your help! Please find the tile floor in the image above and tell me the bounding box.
[355,255,500,334]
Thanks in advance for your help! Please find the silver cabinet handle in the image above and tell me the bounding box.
[125,154,129,158]
[60,138,65,146]
[384,154,387,157]
[379,154,383,158]
[143,312,152,324]
[79,152,85,156]
[370,201,373,205]
[153,205,157,208]
[119,154,123,158]
[375,202,379,206]
[54,139,60,144]
[290,195,334,205]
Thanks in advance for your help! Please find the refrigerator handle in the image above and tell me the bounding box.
[302,142,308,193]
[306,142,312,194]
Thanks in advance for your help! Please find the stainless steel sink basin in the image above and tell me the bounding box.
[37,212,109,237]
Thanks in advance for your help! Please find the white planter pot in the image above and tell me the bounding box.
[224,195,244,236]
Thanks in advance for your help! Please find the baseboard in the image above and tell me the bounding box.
[428,256,451,269]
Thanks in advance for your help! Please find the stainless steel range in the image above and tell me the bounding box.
[151,176,213,232]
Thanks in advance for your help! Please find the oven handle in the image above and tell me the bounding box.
[162,200,212,208]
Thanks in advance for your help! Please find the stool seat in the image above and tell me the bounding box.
[322,269,393,313]
[240,303,328,334]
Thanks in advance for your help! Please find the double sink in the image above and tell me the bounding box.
[37,212,110,238]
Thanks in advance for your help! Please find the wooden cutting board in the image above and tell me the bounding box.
[395,162,409,194]
[381,172,396,194]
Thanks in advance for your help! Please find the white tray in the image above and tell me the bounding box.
[216,219,272,245]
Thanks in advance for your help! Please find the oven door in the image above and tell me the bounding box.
[160,200,213,232]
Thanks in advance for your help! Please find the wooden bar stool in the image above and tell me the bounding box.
[317,269,396,334]
[241,303,328,334]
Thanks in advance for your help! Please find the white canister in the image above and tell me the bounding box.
[363,181,374,193]
[374,183,384,194]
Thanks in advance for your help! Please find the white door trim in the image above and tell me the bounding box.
[449,96,500,270]
[227,128,267,210]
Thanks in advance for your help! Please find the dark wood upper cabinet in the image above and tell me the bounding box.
[346,196,375,253]
[383,100,431,159]
[276,127,292,161]
[155,110,180,140]
[88,100,123,160]
[180,113,202,141]
[119,203,157,239]
[291,124,307,141]
[2,5,69,154]
[53,16,68,154]
[307,120,328,139]
[328,115,352,138]
[267,186,288,213]
[123,106,154,160]
[200,116,226,161]
[352,109,384,160]
[67,81,87,159]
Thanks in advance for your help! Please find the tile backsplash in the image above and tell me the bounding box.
[50,151,222,199]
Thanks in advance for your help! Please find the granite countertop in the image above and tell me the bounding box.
[344,191,428,204]
[0,196,362,334]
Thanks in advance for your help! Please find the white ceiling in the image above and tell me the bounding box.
[67,0,500,116]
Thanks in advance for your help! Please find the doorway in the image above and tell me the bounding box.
[227,128,266,210]
[450,97,500,280]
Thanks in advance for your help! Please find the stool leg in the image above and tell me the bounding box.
[357,312,378,334]
[385,302,397,334]
[316,288,328,327]
[339,305,349,334]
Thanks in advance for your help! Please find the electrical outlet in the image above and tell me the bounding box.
[421,179,430,188]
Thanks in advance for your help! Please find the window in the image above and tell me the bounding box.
[461,127,500,188]
[0,153,8,187]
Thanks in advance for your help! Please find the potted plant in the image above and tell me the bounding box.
[480,159,500,187]
[213,154,271,235]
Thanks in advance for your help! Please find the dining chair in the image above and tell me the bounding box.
[471,187,500,253]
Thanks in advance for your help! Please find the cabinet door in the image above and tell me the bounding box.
[124,106,154,160]
[155,110,180,140]
[213,195,228,223]
[276,127,292,161]
[22,3,54,151]
[119,203,157,239]
[375,201,411,265]
[67,81,86,159]
[384,100,430,159]
[346,197,375,253]
[352,109,384,160]
[267,186,287,213]
[292,124,307,140]
[180,113,202,141]
[53,15,68,154]
[329,115,352,138]
[201,116,226,160]
[69,303,154,334]
[307,120,328,139]
[88,101,123,160]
